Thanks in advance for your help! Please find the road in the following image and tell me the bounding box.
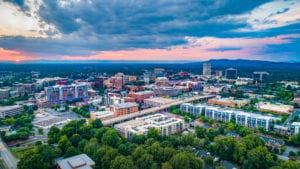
[284,109,300,125]
[0,138,18,169]
[102,95,215,126]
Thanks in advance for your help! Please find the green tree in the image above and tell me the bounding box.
[102,129,120,148]
[70,133,82,147]
[101,148,119,169]
[95,127,108,142]
[136,153,155,169]
[92,119,103,128]
[38,128,44,135]
[242,146,273,169]
[213,136,236,160]
[58,135,72,154]
[118,143,136,156]
[233,142,247,165]
[207,128,218,141]
[131,134,147,144]
[65,146,81,158]
[110,155,136,169]
[147,128,162,141]
[84,138,99,160]
[48,126,60,144]
[290,133,300,146]
[195,126,206,138]
[162,162,173,169]
[193,137,205,150]
[180,133,195,146]
[132,145,147,161]
[238,127,249,137]
[280,160,300,169]
[80,125,96,140]
[18,154,48,169]
[78,139,88,152]
[170,152,203,169]
[36,144,59,165]
[204,155,214,168]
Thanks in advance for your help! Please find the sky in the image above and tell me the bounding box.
[0,0,300,62]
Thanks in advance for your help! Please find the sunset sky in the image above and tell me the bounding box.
[0,0,300,62]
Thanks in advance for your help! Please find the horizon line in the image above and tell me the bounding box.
[0,58,299,63]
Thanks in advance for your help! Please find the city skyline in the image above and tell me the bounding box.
[0,0,300,62]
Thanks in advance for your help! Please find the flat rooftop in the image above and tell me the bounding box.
[57,154,95,169]
[144,97,175,104]
[0,105,22,112]
[111,102,138,109]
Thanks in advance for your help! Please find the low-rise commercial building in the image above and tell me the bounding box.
[203,85,224,94]
[144,97,175,107]
[208,97,250,108]
[257,102,294,115]
[155,77,169,86]
[236,78,253,85]
[56,154,95,169]
[153,86,182,97]
[0,88,10,101]
[110,102,139,116]
[90,111,114,120]
[0,105,24,118]
[128,91,155,103]
[115,113,185,139]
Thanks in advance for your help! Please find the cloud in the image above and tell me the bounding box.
[0,0,299,61]
[0,0,60,38]
[0,47,34,61]
[60,34,300,61]
[226,0,300,32]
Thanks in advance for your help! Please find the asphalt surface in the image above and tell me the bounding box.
[0,139,18,169]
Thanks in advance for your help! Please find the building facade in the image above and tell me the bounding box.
[128,91,154,103]
[46,84,88,103]
[115,113,185,139]
[180,103,279,131]
[203,63,211,77]
[0,105,24,118]
[109,102,139,116]
[253,72,269,82]
[225,68,238,80]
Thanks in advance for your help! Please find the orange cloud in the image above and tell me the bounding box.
[0,48,35,61]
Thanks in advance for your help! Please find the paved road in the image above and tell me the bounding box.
[103,95,215,126]
[0,139,18,169]
[284,109,300,125]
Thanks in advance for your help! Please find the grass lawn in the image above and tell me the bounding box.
[10,147,35,159]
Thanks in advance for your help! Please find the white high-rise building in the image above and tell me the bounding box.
[203,63,211,77]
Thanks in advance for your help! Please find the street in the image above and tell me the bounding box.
[0,139,18,169]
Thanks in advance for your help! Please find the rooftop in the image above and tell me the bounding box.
[111,102,138,109]
[57,154,95,169]
[144,97,175,104]
[0,105,23,112]
[133,90,154,95]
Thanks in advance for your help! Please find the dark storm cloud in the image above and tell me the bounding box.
[2,0,299,59]
[39,0,271,36]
